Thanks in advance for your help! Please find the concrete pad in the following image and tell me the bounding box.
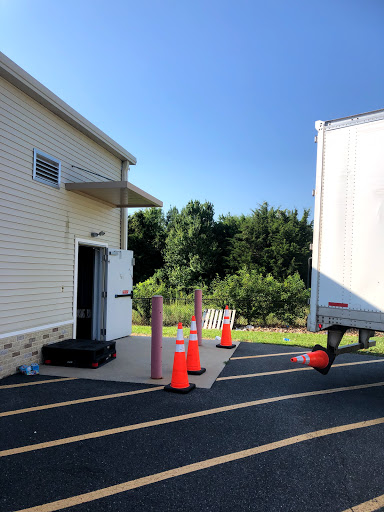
[39,336,240,389]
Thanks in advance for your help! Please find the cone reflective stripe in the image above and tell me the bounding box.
[291,350,329,370]
[164,322,196,394]
[176,326,184,344]
[292,354,310,365]
[187,316,206,375]
[216,305,236,349]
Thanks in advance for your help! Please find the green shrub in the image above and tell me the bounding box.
[163,302,195,326]
[132,308,145,325]
[132,269,310,327]
[276,273,310,325]
[210,269,309,325]
[132,273,168,324]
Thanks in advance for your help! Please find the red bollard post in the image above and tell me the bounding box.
[151,295,163,379]
[195,289,203,346]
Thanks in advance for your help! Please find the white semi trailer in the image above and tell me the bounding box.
[307,109,384,372]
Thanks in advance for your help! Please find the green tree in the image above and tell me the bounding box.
[213,213,244,278]
[127,208,166,284]
[165,206,179,230]
[163,200,219,290]
[228,202,312,281]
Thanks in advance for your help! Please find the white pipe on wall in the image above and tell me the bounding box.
[121,160,129,250]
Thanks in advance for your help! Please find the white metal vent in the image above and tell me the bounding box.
[33,149,61,188]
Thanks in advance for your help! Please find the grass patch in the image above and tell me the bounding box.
[131,325,384,356]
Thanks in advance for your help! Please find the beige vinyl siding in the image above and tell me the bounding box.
[0,76,123,336]
[0,77,122,181]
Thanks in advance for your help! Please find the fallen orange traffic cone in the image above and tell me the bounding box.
[291,350,329,369]
[187,315,206,375]
[216,305,236,349]
[164,323,196,394]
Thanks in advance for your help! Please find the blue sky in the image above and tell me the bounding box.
[1,0,383,219]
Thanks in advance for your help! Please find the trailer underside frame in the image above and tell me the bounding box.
[326,326,376,356]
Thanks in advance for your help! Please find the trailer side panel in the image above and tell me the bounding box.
[308,111,384,332]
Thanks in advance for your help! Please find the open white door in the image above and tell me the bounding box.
[105,249,133,341]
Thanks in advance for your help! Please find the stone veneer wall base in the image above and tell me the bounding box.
[0,324,73,380]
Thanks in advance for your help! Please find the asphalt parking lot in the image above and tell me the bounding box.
[1,342,384,512]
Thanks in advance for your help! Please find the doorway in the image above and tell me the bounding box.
[76,245,106,340]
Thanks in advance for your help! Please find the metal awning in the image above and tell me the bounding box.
[65,181,163,208]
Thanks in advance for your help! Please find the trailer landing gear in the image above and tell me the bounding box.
[320,327,376,374]
[291,328,376,375]
[327,327,376,356]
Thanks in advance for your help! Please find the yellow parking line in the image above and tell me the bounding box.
[217,359,384,380]
[2,381,384,458]
[0,378,77,390]
[0,386,164,418]
[231,351,304,360]
[14,416,384,512]
[342,494,384,511]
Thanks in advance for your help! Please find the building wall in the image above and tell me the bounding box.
[0,76,123,378]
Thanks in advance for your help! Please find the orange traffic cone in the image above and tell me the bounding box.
[291,350,329,369]
[164,323,196,393]
[187,315,206,375]
[216,305,236,349]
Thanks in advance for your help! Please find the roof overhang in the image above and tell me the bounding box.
[0,52,137,165]
[65,181,163,208]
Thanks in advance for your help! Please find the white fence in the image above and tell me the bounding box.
[202,309,236,330]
